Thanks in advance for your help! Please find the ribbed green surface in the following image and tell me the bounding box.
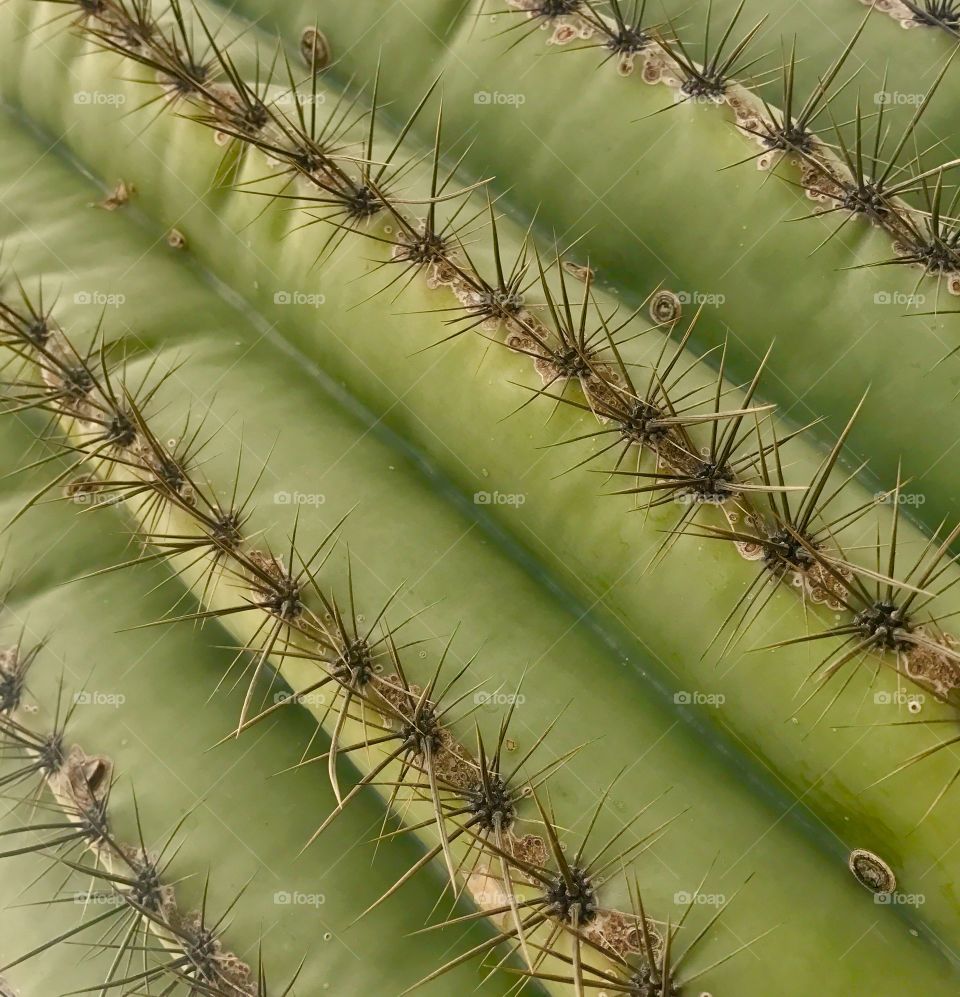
[0,1,959,992]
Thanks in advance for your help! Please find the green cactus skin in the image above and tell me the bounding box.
[157,0,960,541]
[2,0,960,992]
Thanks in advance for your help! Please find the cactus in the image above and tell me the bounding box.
[2,0,960,994]
[0,413,508,995]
